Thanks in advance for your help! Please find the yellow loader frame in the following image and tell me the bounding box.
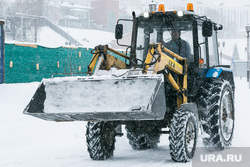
[87,43,188,108]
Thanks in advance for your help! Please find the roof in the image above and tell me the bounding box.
[60,2,91,10]
[70,9,88,12]
[59,15,80,20]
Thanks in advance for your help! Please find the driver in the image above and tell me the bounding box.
[164,29,192,62]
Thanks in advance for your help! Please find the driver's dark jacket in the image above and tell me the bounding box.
[164,38,193,63]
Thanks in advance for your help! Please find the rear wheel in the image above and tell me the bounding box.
[169,109,197,162]
[125,122,161,150]
[86,121,116,160]
[200,79,234,149]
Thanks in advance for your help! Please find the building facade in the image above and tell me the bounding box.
[90,0,119,32]
[58,2,91,29]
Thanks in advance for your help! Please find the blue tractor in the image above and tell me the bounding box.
[24,3,234,162]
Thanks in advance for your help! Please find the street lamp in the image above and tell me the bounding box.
[245,24,250,83]
[218,41,225,65]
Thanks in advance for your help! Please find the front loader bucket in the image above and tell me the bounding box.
[24,74,166,122]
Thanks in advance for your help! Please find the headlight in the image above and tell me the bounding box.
[143,12,149,18]
[177,11,184,17]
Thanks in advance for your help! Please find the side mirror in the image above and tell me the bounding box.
[202,21,213,37]
[214,24,223,31]
[115,24,123,39]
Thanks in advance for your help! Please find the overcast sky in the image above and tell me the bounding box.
[144,0,250,7]
[205,0,250,6]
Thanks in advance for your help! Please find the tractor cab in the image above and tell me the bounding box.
[116,3,222,73]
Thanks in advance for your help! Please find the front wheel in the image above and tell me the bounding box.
[200,79,235,149]
[125,122,161,150]
[86,121,116,160]
[169,109,198,162]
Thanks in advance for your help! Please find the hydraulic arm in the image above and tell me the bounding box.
[143,43,188,107]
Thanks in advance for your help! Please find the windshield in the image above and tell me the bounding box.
[136,20,194,63]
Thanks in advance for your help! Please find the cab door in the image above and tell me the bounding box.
[197,22,219,73]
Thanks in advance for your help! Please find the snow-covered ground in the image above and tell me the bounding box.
[0,77,249,167]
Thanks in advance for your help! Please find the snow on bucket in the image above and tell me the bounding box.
[24,74,166,121]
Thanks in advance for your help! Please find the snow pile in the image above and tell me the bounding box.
[35,26,70,48]
[37,27,69,48]
[5,27,68,48]
[60,27,115,48]
[5,26,115,49]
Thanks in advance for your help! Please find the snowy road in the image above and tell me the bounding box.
[0,78,249,167]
